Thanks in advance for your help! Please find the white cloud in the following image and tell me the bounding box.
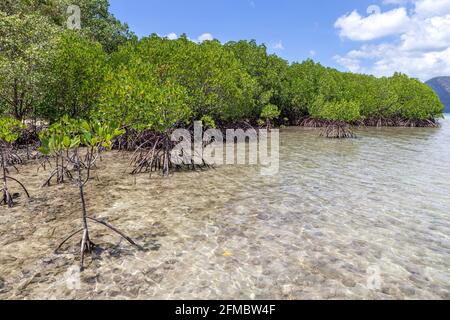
[335,8,410,41]
[382,0,410,5]
[165,32,178,40]
[273,41,285,50]
[401,14,450,51]
[382,0,450,15]
[414,0,450,17]
[334,55,363,73]
[334,1,450,80]
[309,50,317,57]
[198,33,214,42]
[336,44,450,81]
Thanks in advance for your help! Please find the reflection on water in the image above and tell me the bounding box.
[1,119,449,299]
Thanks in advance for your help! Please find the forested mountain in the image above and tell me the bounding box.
[426,77,450,113]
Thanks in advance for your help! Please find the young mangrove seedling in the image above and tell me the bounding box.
[40,116,75,187]
[0,117,30,208]
[39,118,142,270]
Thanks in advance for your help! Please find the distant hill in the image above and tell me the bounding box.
[426,77,450,113]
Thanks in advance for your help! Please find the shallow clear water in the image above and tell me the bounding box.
[1,119,450,299]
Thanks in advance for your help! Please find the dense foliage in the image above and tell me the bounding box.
[0,0,444,129]
[0,116,24,143]
[39,31,107,121]
[0,11,59,120]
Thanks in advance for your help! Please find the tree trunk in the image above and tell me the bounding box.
[1,147,12,207]
[76,150,92,269]
[266,119,272,131]
[13,79,19,120]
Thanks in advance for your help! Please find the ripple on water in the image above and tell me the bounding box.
[1,120,450,299]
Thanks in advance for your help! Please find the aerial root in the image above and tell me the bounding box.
[80,229,95,270]
[1,187,14,208]
[320,122,356,139]
[6,176,30,198]
[87,217,143,250]
[299,117,440,129]
[130,136,212,176]
[55,228,84,253]
[54,218,142,270]
[42,165,73,187]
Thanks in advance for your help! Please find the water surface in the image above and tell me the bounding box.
[1,119,449,299]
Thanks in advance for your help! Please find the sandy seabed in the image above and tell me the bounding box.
[1,126,450,299]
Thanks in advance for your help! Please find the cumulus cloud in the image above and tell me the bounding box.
[335,7,410,41]
[273,41,285,50]
[414,0,450,17]
[382,0,410,5]
[334,0,450,81]
[165,32,178,40]
[400,15,450,51]
[198,33,214,42]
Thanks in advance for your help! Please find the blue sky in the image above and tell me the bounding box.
[109,0,450,80]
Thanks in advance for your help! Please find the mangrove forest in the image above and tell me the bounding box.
[0,0,444,133]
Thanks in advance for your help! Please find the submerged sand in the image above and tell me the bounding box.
[1,126,450,300]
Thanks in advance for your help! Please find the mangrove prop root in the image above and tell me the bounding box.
[42,166,73,187]
[113,129,161,152]
[55,228,84,253]
[87,217,143,250]
[6,152,23,166]
[299,116,440,128]
[42,151,77,187]
[55,228,97,270]
[5,176,30,198]
[320,123,356,139]
[80,229,95,270]
[54,219,142,269]
[361,117,440,128]
[1,147,23,208]
[37,156,51,172]
[116,129,214,176]
[1,187,14,208]
[129,134,213,176]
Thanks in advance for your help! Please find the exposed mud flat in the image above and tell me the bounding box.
[1,122,450,300]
